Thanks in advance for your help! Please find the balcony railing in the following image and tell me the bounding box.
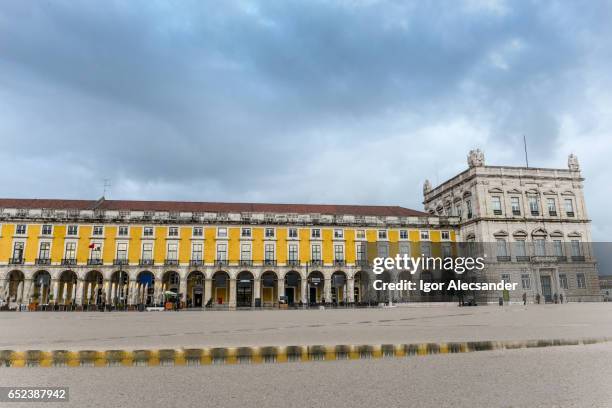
[516,256,531,262]
[334,259,345,266]
[263,259,277,266]
[493,209,502,215]
[87,258,103,266]
[113,258,129,266]
[139,259,154,266]
[566,211,575,217]
[215,259,228,267]
[309,260,323,267]
[355,259,369,266]
[61,258,77,266]
[35,258,51,265]
[165,259,179,266]
[531,256,558,263]
[286,259,300,267]
[9,257,24,265]
[572,255,585,262]
[239,259,253,266]
[496,256,511,262]
[531,210,540,216]
[190,259,203,267]
[512,210,521,216]
[549,211,557,216]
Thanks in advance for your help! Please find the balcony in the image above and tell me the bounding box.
[531,256,558,263]
[113,258,129,266]
[35,258,51,265]
[164,259,179,266]
[9,257,24,265]
[309,260,323,267]
[286,259,300,267]
[493,209,502,216]
[334,259,346,266]
[512,210,521,216]
[566,211,575,217]
[572,255,585,262]
[516,256,531,262]
[139,259,154,266]
[263,259,277,266]
[549,211,557,217]
[496,256,511,262]
[355,259,369,267]
[239,259,253,266]
[189,259,203,267]
[556,256,567,262]
[531,210,540,216]
[87,258,103,266]
[61,258,77,266]
[215,259,228,267]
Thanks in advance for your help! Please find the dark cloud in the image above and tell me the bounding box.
[1,0,611,238]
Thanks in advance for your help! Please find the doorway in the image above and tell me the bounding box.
[285,287,295,305]
[540,275,552,303]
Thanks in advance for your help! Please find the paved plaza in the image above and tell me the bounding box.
[1,303,611,350]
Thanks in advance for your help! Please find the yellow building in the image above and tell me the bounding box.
[0,198,457,309]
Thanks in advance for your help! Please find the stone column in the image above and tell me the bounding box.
[277,277,285,303]
[52,279,59,304]
[324,278,332,303]
[228,278,236,308]
[204,278,212,306]
[347,277,355,303]
[154,280,162,305]
[254,278,261,306]
[24,279,33,304]
[179,277,187,305]
[16,280,24,303]
[75,280,84,305]
[301,278,308,304]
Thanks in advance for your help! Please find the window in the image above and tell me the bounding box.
[420,230,430,240]
[571,240,582,257]
[334,245,344,261]
[334,229,344,239]
[564,199,574,216]
[456,204,463,219]
[441,231,450,240]
[265,243,276,261]
[311,244,321,261]
[356,242,367,261]
[192,243,203,261]
[534,239,546,256]
[547,198,557,215]
[311,229,321,239]
[288,228,298,239]
[501,273,510,282]
[117,242,128,260]
[93,225,104,236]
[90,243,102,260]
[466,200,473,219]
[491,196,502,214]
[216,243,227,261]
[143,227,154,237]
[241,227,251,238]
[240,243,251,260]
[399,242,411,256]
[166,242,178,260]
[168,227,179,237]
[16,224,27,235]
[576,273,586,289]
[378,230,388,240]
[442,242,451,258]
[41,224,52,235]
[355,230,366,240]
[553,240,563,256]
[287,244,298,262]
[12,242,24,261]
[64,242,76,259]
[521,274,531,289]
[496,239,507,257]
[515,240,527,257]
[265,228,275,238]
[528,197,539,215]
[398,230,408,240]
[217,227,227,238]
[67,225,78,236]
[142,243,153,260]
[511,197,521,215]
[378,242,389,258]
[118,226,129,236]
[559,274,568,289]
[39,242,51,259]
[192,227,203,237]
[420,242,431,257]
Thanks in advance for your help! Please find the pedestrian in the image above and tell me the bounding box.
[522,292,527,306]
[560,293,564,304]
[553,293,558,304]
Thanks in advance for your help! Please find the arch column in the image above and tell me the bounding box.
[254,278,261,304]
[301,278,308,304]
[347,277,355,303]
[324,278,331,303]
[179,277,187,305]
[52,279,59,304]
[154,280,162,305]
[277,277,284,303]
[228,278,236,308]
[24,279,34,304]
[204,278,212,306]
[75,280,84,305]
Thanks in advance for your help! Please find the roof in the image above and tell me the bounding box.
[0,198,429,217]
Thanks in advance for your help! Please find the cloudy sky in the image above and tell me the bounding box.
[1,1,611,238]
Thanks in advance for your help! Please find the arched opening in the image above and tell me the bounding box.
[354,271,368,304]
[212,271,229,305]
[376,270,391,303]
[162,271,180,304]
[7,270,25,304]
[58,270,78,306]
[136,271,155,306]
[236,271,254,307]
[307,271,324,305]
[186,271,204,308]
[331,271,347,305]
[284,271,301,306]
[110,270,129,307]
[83,270,104,307]
[32,270,52,305]
[261,271,278,307]
[398,270,413,302]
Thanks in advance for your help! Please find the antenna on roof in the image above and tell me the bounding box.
[103,179,111,198]
[523,135,529,168]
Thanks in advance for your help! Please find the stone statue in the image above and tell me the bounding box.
[568,153,580,171]
[423,179,432,195]
[468,149,485,167]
